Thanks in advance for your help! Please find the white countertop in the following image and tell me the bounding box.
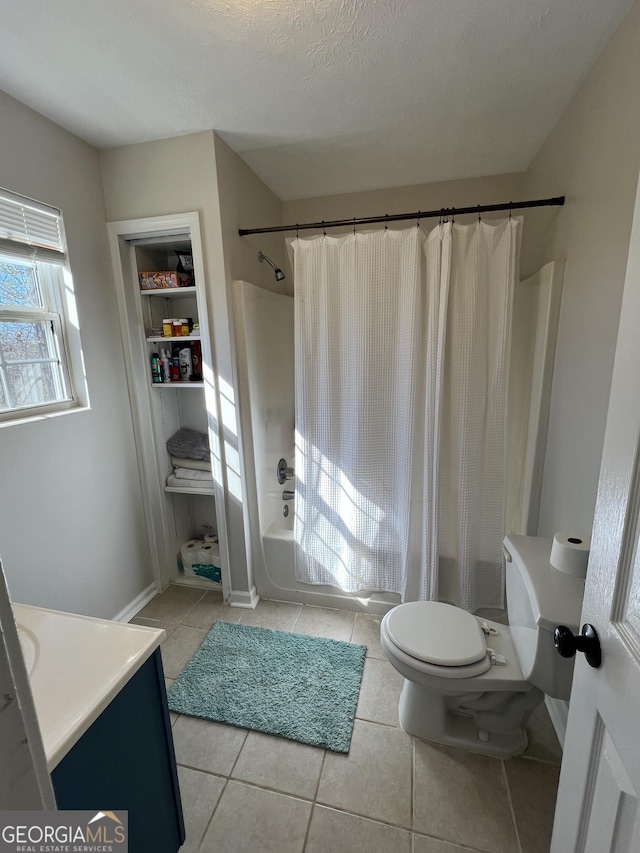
[12,603,164,772]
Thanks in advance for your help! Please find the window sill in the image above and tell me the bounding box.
[0,403,91,430]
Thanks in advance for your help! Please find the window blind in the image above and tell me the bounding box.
[0,188,66,265]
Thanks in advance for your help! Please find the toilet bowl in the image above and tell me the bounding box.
[380,535,586,758]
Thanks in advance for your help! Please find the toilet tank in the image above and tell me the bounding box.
[504,535,585,700]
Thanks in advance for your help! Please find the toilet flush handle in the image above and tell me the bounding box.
[554,624,602,669]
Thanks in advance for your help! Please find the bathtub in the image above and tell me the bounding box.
[259,514,401,614]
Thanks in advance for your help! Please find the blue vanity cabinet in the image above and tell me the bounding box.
[51,649,185,853]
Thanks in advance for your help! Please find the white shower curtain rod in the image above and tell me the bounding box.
[238,195,564,236]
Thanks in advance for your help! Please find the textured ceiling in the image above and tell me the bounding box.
[0,0,634,199]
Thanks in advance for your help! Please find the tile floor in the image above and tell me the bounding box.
[133,585,562,853]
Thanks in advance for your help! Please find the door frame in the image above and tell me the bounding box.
[106,212,232,601]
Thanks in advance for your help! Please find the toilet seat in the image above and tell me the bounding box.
[382,630,493,678]
[384,601,487,666]
[381,602,496,679]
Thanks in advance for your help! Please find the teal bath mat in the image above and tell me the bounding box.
[167,621,366,752]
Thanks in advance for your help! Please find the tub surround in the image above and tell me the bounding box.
[12,603,164,771]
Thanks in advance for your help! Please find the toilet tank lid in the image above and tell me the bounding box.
[504,535,585,632]
[385,602,487,666]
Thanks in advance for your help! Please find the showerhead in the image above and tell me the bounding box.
[258,250,285,282]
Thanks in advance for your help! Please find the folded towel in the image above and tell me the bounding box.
[167,474,214,490]
[166,428,210,461]
[173,467,213,482]
[170,455,211,472]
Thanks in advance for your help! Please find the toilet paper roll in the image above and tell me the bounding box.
[181,539,204,576]
[197,544,215,566]
[193,544,222,584]
[210,542,221,569]
[204,533,218,544]
[550,532,590,578]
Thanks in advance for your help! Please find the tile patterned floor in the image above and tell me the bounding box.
[133,585,562,853]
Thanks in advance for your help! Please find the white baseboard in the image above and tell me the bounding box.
[545,695,568,749]
[112,583,157,623]
[229,586,260,609]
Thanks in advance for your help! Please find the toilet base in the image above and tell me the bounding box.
[398,679,544,759]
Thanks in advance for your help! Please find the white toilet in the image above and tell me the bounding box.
[380,535,585,758]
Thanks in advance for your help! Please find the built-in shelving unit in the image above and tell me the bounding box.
[107,213,229,599]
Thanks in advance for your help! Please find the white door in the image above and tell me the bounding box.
[551,177,640,849]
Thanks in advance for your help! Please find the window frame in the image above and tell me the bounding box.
[0,188,88,425]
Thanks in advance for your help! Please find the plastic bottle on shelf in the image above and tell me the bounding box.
[169,349,181,382]
[179,345,193,380]
[162,319,173,337]
[180,318,190,336]
[161,349,171,382]
[191,340,202,381]
[150,352,163,383]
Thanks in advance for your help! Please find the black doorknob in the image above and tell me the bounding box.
[554,623,602,669]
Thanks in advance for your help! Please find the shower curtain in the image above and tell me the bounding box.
[292,219,519,612]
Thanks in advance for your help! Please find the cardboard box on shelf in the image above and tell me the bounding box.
[139,271,180,290]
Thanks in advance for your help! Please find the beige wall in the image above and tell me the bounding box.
[521,0,640,538]
[212,135,286,295]
[210,136,284,592]
[0,90,151,618]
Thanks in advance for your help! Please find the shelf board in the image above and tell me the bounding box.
[164,485,215,496]
[139,286,197,298]
[150,382,204,389]
[147,335,201,342]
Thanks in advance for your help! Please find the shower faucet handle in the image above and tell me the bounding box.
[277,458,295,484]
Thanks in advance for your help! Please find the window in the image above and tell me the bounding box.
[0,188,85,422]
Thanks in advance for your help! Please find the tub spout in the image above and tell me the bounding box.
[282,490,295,501]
